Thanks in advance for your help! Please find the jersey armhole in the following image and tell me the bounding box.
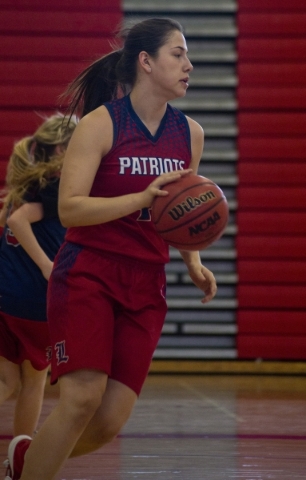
[104,103,117,150]
[184,115,192,159]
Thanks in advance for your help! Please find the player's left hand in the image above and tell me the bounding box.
[188,264,217,304]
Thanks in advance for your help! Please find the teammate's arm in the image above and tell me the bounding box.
[7,202,53,280]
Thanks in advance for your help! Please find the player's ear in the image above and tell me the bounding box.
[139,51,152,73]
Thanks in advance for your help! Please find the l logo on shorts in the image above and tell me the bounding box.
[55,341,69,364]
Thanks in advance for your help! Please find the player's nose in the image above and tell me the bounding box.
[185,57,193,72]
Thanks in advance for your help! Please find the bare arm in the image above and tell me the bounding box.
[59,106,192,228]
[6,203,53,280]
[178,117,217,304]
[180,250,217,304]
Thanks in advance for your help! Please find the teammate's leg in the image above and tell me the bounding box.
[0,356,20,407]
[14,360,48,436]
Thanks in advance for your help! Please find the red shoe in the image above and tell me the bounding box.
[4,435,32,480]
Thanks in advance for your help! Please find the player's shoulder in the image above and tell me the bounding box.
[72,106,113,150]
[185,115,204,139]
[79,105,112,130]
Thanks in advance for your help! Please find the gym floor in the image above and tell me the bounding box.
[1,373,306,479]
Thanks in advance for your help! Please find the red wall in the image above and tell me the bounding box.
[237,0,306,359]
[0,0,122,187]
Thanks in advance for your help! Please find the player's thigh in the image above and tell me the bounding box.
[111,295,167,396]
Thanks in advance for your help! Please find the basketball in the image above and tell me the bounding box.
[151,174,229,251]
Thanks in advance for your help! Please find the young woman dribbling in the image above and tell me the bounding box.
[5,18,217,480]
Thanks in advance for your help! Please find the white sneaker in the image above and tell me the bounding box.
[3,458,12,480]
[4,435,32,480]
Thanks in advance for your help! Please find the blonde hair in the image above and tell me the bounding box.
[2,113,77,209]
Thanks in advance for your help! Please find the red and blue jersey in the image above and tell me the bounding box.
[0,178,66,321]
[66,94,191,264]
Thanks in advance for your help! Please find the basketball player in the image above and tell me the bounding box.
[5,18,217,480]
[0,114,76,442]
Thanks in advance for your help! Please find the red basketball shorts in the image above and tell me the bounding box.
[0,312,51,370]
[47,242,167,395]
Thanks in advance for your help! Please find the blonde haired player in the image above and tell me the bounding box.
[0,114,76,443]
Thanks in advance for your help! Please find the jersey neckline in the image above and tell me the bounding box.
[126,94,168,144]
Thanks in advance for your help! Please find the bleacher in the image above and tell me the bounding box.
[123,0,238,360]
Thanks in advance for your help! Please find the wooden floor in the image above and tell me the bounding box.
[1,373,306,479]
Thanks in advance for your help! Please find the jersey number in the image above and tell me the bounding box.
[137,208,152,221]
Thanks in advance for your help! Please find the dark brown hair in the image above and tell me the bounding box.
[64,17,184,117]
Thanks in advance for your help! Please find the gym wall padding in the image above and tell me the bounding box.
[237,0,306,359]
[0,0,122,185]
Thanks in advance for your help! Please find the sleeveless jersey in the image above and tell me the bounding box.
[0,178,66,321]
[66,94,191,264]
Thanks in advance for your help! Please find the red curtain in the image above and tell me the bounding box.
[237,0,306,359]
[0,0,122,186]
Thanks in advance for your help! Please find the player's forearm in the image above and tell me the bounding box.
[59,192,146,228]
[179,250,202,269]
[7,216,52,273]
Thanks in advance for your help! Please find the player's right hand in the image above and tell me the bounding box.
[141,169,193,207]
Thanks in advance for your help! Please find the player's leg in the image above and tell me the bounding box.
[0,311,51,438]
[71,378,137,456]
[18,368,108,480]
[0,313,23,408]
[0,356,20,406]
[13,360,48,436]
[70,262,167,456]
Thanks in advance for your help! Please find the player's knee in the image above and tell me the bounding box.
[103,420,123,443]
[89,428,116,448]
[94,412,128,446]
[61,389,103,424]
[75,394,102,419]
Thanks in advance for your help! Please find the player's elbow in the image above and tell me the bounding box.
[58,199,71,227]
[6,211,19,230]
[58,206,72,228]
[58,198,82,228]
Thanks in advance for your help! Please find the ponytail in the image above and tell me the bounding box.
[63,50,123,118]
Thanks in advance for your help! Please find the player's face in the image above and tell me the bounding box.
[150,30,193,101]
